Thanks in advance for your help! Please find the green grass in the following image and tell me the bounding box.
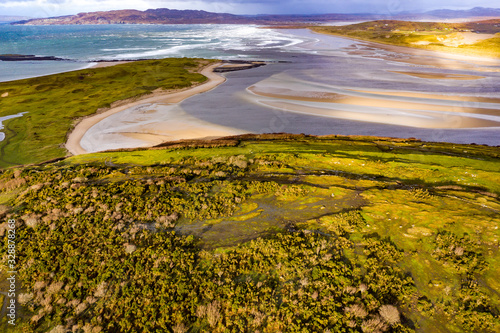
[0,58,214,168]
[0,271,33,332]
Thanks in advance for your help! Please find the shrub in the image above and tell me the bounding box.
[379,305,400,325]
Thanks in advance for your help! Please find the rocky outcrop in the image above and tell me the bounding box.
[0,54,68,61]
[213,61,267,73]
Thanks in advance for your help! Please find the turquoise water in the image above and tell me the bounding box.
[0,24,305,81]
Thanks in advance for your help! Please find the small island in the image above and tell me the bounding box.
[0,54,69,61]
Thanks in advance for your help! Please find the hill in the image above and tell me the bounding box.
[425,6,500,19]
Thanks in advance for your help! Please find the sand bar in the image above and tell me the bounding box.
[91,61,133,68]
[307,30,500,73]
[66,63,228,155]
[389,70,485,80]
[179,29,500,145]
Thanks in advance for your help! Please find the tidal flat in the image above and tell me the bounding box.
[0,28,499,169]
[180,29,500,148]
[0,22,499,333]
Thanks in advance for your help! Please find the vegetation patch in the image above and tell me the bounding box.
[0,134,499,332]
[0,58,213,167]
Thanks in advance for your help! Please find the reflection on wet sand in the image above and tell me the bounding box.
[389,70,485,80]
[246,73,500,129]
[80,103,246,153]
[339,42,500,72]
[76,28,500,151]
[178,29,500,146]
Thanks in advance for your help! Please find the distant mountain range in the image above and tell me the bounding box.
[12,7,500,25]
[0,15,31,23]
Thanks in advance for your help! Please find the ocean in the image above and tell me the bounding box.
[0,24,306,82]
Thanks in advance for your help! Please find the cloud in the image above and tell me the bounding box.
[1,0,499,17]
[0,0,146,17]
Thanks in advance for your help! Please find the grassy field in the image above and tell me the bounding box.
[0,58,213,168]
[0,134,499,332]
[311,19,500,58]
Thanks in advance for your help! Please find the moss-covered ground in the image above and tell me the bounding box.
[0,133,498,332]
[311,20,500,59]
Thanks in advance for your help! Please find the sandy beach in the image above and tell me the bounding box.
[66,62,243,155]
[310,29,500,70]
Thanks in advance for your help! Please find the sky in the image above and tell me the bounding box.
[1,0,499,18]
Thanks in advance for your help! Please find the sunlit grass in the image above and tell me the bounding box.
[0,58,213,168]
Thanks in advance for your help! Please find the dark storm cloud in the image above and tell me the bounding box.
[1,0,499,17]
[148,0,500,14]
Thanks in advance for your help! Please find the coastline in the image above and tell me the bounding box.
[307,27,500,63]
[65,62,229,155]
[90,61,134,68]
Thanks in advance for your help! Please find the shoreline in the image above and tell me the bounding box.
[307,28,500,63]
[65,62,227,155]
